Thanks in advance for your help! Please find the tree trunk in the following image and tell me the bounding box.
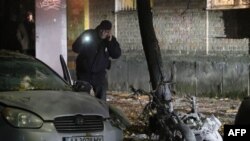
[136,0,164,90]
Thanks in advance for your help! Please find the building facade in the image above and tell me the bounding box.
[67,0,250,98]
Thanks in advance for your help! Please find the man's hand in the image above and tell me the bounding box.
[100,29,113,41]
[107,32,112,41]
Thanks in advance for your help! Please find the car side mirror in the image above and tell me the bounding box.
[72,80,92,93]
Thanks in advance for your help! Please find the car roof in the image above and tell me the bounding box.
[0,49,34,59]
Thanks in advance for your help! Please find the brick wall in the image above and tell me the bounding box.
[114,1,249,55]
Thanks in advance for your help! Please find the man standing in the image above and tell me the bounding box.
[72,20,121,101]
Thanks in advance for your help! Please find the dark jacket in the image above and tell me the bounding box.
[72,28,121,81]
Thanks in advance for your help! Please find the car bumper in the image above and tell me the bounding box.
[0,119,123,141]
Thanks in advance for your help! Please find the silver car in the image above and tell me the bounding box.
[0,50,126,141]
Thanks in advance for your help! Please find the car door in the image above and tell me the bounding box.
[59,54,72,85]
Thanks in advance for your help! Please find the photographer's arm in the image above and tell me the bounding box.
[72,35,82,53]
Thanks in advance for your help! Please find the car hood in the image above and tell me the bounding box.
[0,91,109,120]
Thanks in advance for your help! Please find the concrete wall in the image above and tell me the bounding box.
[85,0,250,98]
[109,53,250,98]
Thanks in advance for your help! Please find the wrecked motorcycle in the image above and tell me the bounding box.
[179,96,223,141]
[129,80,196,141]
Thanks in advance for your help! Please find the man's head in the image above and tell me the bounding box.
[97,20,112,39]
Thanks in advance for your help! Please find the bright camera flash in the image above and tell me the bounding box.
[83,35,91,42]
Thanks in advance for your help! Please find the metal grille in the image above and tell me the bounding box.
[54,115,104,132]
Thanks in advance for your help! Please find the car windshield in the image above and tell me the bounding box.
[0,57,71,92]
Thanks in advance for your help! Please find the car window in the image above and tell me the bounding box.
[0,57,71,91]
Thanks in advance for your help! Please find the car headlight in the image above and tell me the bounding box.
[2,107,43,128]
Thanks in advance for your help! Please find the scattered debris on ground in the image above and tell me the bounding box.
[107,92,241,140]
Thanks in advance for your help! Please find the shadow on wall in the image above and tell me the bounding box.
[171,59,249,99]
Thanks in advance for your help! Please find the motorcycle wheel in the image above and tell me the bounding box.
[160,123,196,141]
